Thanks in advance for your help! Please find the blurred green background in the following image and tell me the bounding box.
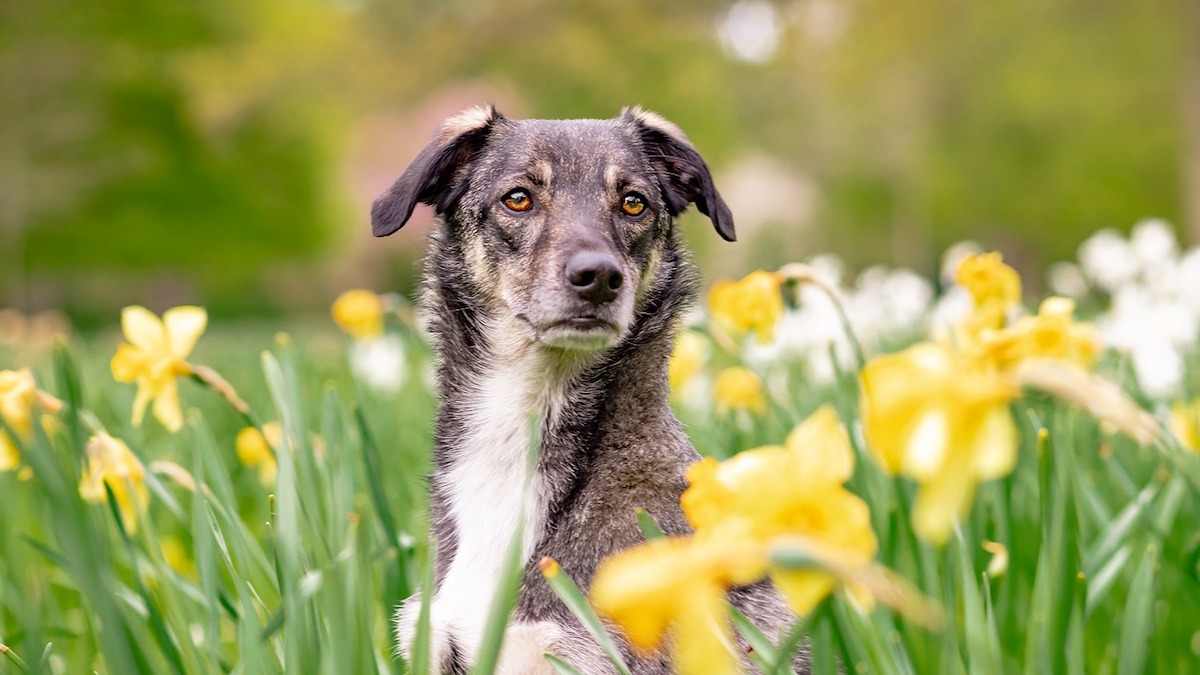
[3,0,1197,325]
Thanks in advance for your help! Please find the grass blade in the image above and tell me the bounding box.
[539,558,632,675]
[1116,543,1158,675]
[728,603,787,674]
[470,520,525,675]
[544,654,587,675]
[633,507,665,540]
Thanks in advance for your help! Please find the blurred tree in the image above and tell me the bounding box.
[0,0,1192,317]
[0,0,347,317]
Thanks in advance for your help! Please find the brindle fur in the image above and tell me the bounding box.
[373,106,809,674]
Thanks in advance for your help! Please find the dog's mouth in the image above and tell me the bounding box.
[536,316,621,350]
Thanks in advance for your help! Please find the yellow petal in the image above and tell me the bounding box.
[121,306,166,352]
[771,568,839,615]
[152,378,184,432]
[111,343,148,382]
[901,409,949,481]
[971,405,1018,480]
[163,306,207,359]
[911,463,975,545]
[131,381,155,427]
[0,431,19,471]
[784,405,854,484]
[673,588,741,675]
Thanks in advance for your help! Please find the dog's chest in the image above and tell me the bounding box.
[432,357,566,659]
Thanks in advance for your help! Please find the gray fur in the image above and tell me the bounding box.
[373,106,809,674]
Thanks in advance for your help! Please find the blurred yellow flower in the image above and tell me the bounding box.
[0,369,38,472]
[708,270,783,344]
[712,367,767,415]
[331,289,385,339]
[1170,399,1200,452]
[668,330,709,392]
[236,423,280,486]
[159,535,197,579]
[978,297,1099,371]
[956,252,1021,312]
[860,342,1019,544]
[79,433,149,535]
[590,534,766,675]
[111,305,207,432]
[682,406,877,614]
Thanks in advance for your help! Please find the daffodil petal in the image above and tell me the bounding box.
[911,467,975,545]
[673,588,740,675]
[121,306,166,352]
[785,405,854,484]
[902,409,949,480]
[152,378,184,432]
[111,343,146,382]
[0,431,19,471]
[971,406,1018,480]
[163,306,207,359]
[771,568,839,615]
[131,381,154,427]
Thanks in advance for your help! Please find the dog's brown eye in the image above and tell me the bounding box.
[502,189,533,213]
[621,193,646,217]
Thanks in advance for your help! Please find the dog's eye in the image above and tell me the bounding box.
[502,189,533,213]
[621,193,646,218]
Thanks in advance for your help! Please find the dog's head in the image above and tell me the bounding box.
[372,106,733,353]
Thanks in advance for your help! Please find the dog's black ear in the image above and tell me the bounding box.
[622,106,736,242]
[371,105,505,237]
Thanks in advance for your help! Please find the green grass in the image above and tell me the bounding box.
[1,319,1198,674]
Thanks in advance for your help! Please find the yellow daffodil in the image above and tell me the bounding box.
[950,252,1022,349]
[111,306,207,432]
[159,536,197,579]
[590,534,766,675]
[0,369,38,472]
[1170,399,1200,452]
[0,369,60,472]
[331,289,385,339]
[682,406,877,613]
[708,270,783,344]
[956,252,1021,312]
[712,367,767,415]
[668,330,710,392]
[79,433,149,535]
[860,342,1019,544]
[978,297,1099,371]
[236,423,280,486]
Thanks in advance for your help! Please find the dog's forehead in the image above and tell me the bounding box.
[479,118,647,182]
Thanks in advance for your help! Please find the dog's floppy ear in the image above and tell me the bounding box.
[371,105,504,237]
[622,106,736,242]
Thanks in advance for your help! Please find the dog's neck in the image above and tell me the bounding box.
[414,229,695,661]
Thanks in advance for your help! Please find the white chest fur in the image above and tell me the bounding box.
[398,352,567,667]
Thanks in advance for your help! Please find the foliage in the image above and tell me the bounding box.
[1,244,1199,673]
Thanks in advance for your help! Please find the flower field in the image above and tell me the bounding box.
[2,222,1200,674]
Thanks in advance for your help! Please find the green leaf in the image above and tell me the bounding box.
[728,603,788,675]
[543,654,587,675]
[953,529,1002,674]
[633,507,665,540]
[540,559,632,675]
[1116,543,1158,675]
[469,520,525,675]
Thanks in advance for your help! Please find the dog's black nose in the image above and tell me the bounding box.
[565,251,623,304]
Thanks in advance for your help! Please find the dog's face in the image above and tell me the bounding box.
[372,107,734,353]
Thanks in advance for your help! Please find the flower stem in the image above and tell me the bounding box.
[776,263,867,371]
[189,364,260,428]
[0,643,30,674]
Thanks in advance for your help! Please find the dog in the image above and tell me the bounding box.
[372,106,804,674]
